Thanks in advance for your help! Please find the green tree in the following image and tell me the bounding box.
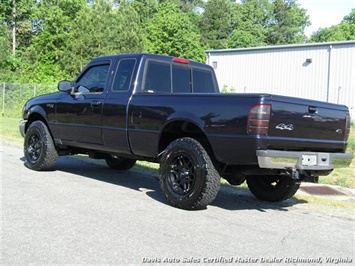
[113,2,144,54]
[131,0,158,24]
[144,1,205,62]
[60,3,96,77]
[0,0,34,56]
[227,0,271,48]
[19,0,86,83]
[310,9,355,42]
[228,29,263,48]
[62,0,144,78]
[267,0,310,45]
[0,22,13,81]
[176,0,205,13]
[239,0,273,29]
[200,0,235,49]
[343,9,355,24]
[176,0,204,33]
[0,0,34,81]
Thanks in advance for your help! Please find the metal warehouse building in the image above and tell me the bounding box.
[206,40,355,119]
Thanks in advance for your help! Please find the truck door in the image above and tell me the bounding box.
[102,58,137,154]
[55,61,111,145]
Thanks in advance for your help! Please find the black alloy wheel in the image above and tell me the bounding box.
[26,131,42,164]
[160,137,220,210]
[165,152,197,198]
[24,121,58,171]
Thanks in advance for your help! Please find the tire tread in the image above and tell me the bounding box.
[24,121,58,171]
[160,137,220,210]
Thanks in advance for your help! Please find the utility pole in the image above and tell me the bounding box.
[12,0,16,56]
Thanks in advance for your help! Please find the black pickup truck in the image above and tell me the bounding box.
[20,53,353,210]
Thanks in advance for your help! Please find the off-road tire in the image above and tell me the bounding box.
[159,137,220,210]
[24,121,58,171]
[246,175,300,202]
[105,157,136,171]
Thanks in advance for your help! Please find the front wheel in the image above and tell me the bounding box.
[159,137,220,210]
[246,175,300,202]
[24,121,58,171]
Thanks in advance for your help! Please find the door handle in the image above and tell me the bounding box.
[308,106,318,114]
[131,111,142,124]
[91,100,102,108]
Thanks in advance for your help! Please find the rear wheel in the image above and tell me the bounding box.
[159,137,220,210]
[246,175,300,202]
[105,157,136,171]
[24,121,58,171]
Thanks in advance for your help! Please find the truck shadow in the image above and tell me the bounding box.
[30,155,308,212]
[212,185,307,211]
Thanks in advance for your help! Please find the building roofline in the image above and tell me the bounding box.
[205,40,355,54]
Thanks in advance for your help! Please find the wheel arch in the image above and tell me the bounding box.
[158,118,220,171]
[26,110,51,137]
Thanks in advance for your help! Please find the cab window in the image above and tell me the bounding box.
[113,59,136,92]
[143,60,216,93]
[172,65,191,93]
[76,63,110,93]
[144,61,171,93]
[192,68,215,93]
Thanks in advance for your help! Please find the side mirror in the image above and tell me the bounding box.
[58,80,72,92]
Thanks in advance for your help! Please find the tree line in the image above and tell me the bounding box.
[1,0,354,84]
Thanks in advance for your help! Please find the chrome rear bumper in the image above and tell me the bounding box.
[257,149,353,170]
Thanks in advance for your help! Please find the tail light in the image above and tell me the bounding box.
[247,104,271,135]
[345,114,351,141]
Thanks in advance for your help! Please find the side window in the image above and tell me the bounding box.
[192,68,215,93]
[76,64,110,93]
[112,59,136,92]
[172,65,191,93]
[144,61,171,93]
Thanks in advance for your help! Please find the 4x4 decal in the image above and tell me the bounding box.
[276,123,294,131]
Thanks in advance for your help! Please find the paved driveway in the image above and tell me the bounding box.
[1,142,353,265]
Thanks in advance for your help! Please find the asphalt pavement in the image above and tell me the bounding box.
[1,141,354,265]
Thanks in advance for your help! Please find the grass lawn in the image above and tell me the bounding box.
[1,116,354,189]
[0,116,24,143]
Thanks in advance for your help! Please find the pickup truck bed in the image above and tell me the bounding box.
[19,53,353,210]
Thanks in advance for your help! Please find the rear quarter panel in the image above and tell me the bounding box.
[128,93,269,165]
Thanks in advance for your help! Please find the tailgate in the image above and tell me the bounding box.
[268,95,349,152]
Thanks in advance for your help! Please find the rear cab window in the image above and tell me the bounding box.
[173,65,191,93]
[143,58,217,94]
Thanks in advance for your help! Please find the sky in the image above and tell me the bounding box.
[297,0,355,36]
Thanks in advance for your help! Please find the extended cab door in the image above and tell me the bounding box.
[102,58,138,154]
[55,60,111,145]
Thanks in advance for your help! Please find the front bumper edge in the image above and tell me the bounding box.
[19,120,27,138]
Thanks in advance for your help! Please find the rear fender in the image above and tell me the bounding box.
[164,112,205,129]
[158,112,220,169]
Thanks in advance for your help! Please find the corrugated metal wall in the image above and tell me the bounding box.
[206,41,355,120]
